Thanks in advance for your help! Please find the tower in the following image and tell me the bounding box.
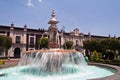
[48,10,59,48]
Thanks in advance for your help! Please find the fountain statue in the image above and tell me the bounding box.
[48,10,59,48]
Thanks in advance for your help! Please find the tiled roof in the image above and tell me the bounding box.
[0,25,46,33]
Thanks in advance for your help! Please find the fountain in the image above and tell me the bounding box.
[18,49,87,75]
[0,10,117,80]
[0,49,116,80]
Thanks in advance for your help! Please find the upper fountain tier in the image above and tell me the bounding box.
[48,10,59,48]
[48,10,59,25]
[25,49,77,54]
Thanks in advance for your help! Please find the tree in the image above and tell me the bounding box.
[83,39,120,60]
[0,36,4,55]
[5,36,12,51]
[0,35,12,56]
[83,40,102,52]
[37,37,49,49]
[63,41,73,49]
[0,35,5,52]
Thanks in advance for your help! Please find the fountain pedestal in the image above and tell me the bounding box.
[49,42,59,48]
[48,10,59,48]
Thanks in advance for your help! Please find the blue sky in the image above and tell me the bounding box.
[0,0,120,37]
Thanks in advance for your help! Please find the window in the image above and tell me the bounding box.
[76,40,79,46]
[30,45,34,48]
[16,36,21,43]
[30,37,34,45]
[0,48,3,56]
[0,31,6,35]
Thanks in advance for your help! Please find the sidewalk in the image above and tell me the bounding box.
[0,59,19,68]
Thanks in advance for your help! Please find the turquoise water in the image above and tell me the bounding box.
[0,50,116,80]
[0,65,115,80]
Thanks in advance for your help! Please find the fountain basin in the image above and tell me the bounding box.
[0,49,119,80]
[0,63,117,80]
[0,62,119,80]
[88,63,120,80]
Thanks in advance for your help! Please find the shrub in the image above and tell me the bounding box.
[92,50,100,61]
[105,60,112,64]
[37,37,49,49]
[99,59,105,64]
[0,60,5,65]
[63,41,73,49]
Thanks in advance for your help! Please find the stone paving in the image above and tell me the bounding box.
[0,59,19,68]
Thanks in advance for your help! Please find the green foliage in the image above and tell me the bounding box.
[0,35,12,51]
[0,35,5,50]
[83,40,102,52]
[92,50,100,61]
[4,36,12,50]
[83,39,120,53]
[100,39,120,51]
[83,40,91,50]
[37,37,49,49]
[63,41,73,49]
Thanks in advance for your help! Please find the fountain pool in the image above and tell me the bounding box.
[0,49,116,80]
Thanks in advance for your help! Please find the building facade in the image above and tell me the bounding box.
[0,10,117,58]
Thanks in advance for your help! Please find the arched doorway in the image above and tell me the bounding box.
[14,47,21,58]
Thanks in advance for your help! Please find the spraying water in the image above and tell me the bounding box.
[17,49,87,75]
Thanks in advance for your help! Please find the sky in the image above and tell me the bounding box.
[0,0,120,37]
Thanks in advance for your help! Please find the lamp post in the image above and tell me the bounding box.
[70,32,74,43]
[59,32,63,49]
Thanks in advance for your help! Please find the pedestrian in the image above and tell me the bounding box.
[85,56,89,62]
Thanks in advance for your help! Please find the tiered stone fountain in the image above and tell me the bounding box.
[18,10,87,74]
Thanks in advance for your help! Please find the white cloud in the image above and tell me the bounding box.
[27,0,43,7]
[38,0,42,3]
[27,0,34,7]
